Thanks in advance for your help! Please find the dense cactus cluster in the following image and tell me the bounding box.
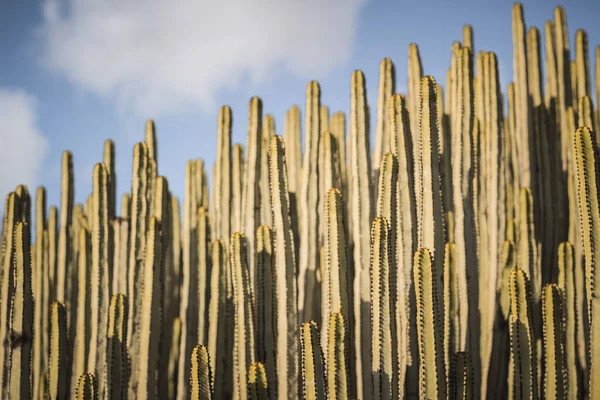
[1,3,600,399]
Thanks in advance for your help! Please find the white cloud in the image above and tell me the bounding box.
[0,89,48,203]
[39,0,367,116]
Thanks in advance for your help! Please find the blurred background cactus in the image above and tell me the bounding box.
[1,3,599,399]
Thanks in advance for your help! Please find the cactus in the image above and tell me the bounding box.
[350,70,373,399]
[268,135,299,399]
[541,284,566,399]
[72,227,91,397]
[413,248,447,399]
[299,81,321,323]
[168,318,182,400]
[133,217,162,398]
[230,232,256,400]
[196,208,211,346]
[557,242,579,399]
[508,268,538,400]
[105,293,128,400]
[33,187,47,398]
[327,313,348,400]
[190,345,213,400]
[254,226,276,385]
[57,151,74,307]
[300,321,327,400]
[373,58,395,174]
[248,362,269,400]
[207,240,228,399]
[232,144,245,234]
[451,352,473,400]
[49,301,68,400]
[214,105,232,243]
[370,217,393,400]
[76,373,98,400]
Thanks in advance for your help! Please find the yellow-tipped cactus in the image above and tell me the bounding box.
[300,321,327,400]
[248,362,269,400]
[190,345,213,400]
[77,373,98,400]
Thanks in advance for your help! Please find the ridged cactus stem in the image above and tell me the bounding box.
[350,70,373,399]
[463,24,473,50]
[370,217,393,400]
[260,114,275,227]
[575,29,590,99]
[241,97,262,289]
[322,189,350,350]
[214,105,232,242]
[49,301,69,400]
[255,226,276,385]
[89,163,111,395]
[104,139,116,220]
[509,268,538,400]
[33,186,47,398]
[542,284,566,399]
[72,227,91,398]
[572,126,600,398]
[413,248,447,399]
[77,373,98,400]
[231,232,256,400]
[300,321,327,400]
[9,221,33,399]
[328,313,348,400]
[268,136,298,399]
[207,240,227,399]
[57,151,74,306]
[232,144,245,234]
[133,217,162,399]
[451,352,473,400]
[299,81,321,322]
[248,362,269,400]
[105,293,128,400]
[557,242,579,400]
[190,345,213,400]
[373,58,395,175]
[284,105,302,195]
[408,43,423,136]
[444,243,459,380]
[196,208,210,346]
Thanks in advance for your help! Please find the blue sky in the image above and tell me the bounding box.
[1,0,599,210]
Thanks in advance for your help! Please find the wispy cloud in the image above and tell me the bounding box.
[39,0,367,116]
[0,89,48,202]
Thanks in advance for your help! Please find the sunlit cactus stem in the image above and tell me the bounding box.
[542,284,566,399]
[190,345,213,400]
[451,352,473,400]
[105,293,129,400]
[248,362,269,400]
[328,313,349,400]
[49,301,69,400]
[77,373,98,400]
[300,321,327,400]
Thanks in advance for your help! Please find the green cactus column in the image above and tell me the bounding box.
[9,221,34,399]
[105,293,128,400]
[248,362,269,400]
[214,105,232,243]
[413,248,447,400]
[508,268,538,400]
[350,70,373,399]
[231,232,256,400]
[557,242,579,399]
[133,217,162,399]
[299,81,321,322]
[373,58,395,177]
[268,135,298,399]
[57,151,74,307]
[322,189,350,350]
[33,186,47,398]
[300,321,327,400]
[77,373,97,400]
[72,227,91,398]
[190,345,213,400]
[49,301,69,400]
[241,97,263,291]
[328,313,348,400]
[260,114,275,228]
[196,208,211,346]
[232,144,245,234]
[573,126,600,399]
[451,352,473,400]
[370,217,393,400]
[541,284,566,399]
[207,240,228,399]
[255,226,276,386]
